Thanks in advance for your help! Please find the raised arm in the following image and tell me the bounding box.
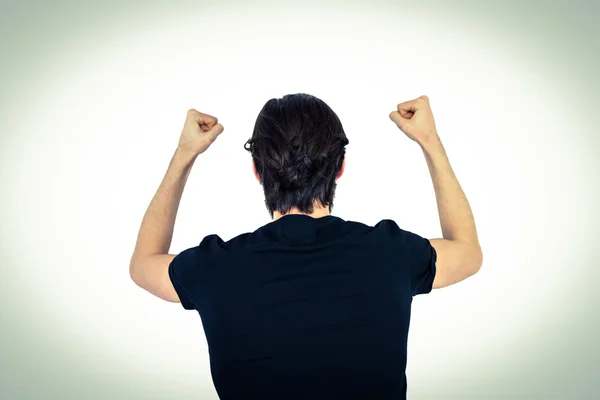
[390,96,482,289]
[129,109,224,303]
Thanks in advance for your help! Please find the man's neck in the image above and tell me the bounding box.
[272,205,331,221]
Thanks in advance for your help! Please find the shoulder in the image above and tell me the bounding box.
[372,219,402,234]
[368,219,407,241]
[370,220,437,295]
[170,234,225,275]
[183,231,258,262]
[368,219,432,251]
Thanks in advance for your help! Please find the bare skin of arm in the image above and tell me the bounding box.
[129,109,224,303]
[390,96,483,289]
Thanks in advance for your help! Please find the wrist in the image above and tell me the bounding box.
[174,146,199,166]
[418,134,443,155]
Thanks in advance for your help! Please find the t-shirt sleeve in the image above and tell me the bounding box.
[379,219,437,296]
[168,234,224,311]
[402,229,437,296]
[168,246,200,310]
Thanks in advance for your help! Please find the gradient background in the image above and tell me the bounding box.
[1,0,598,399]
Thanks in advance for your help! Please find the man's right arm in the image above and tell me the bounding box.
[421,138,482,288]
[390,96,483,289]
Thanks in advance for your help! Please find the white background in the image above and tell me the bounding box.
[1,1,598,399]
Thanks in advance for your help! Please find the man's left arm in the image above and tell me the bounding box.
[129,109,224,304]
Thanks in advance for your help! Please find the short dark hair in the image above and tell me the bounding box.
[244,93,349,218]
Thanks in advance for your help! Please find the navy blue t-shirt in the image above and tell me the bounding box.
[169,214,436,399]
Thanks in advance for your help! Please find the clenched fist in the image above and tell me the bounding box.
[178,109,224,156]
[389,96,439,146]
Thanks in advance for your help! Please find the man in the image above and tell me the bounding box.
[129,93,483,399]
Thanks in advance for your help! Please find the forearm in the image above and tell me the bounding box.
[420,139,480,248]
[130,147,196,268]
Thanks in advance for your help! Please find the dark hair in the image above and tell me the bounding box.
[244,93,349,218]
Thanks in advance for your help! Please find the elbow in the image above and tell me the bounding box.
[470,246,483,275]
[129,257,142,284]
[455,240,483,277]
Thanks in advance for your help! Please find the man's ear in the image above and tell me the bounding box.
[252,159,261,183]
[336,155,346,180]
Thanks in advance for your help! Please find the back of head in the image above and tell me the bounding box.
[244,93,349,218]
